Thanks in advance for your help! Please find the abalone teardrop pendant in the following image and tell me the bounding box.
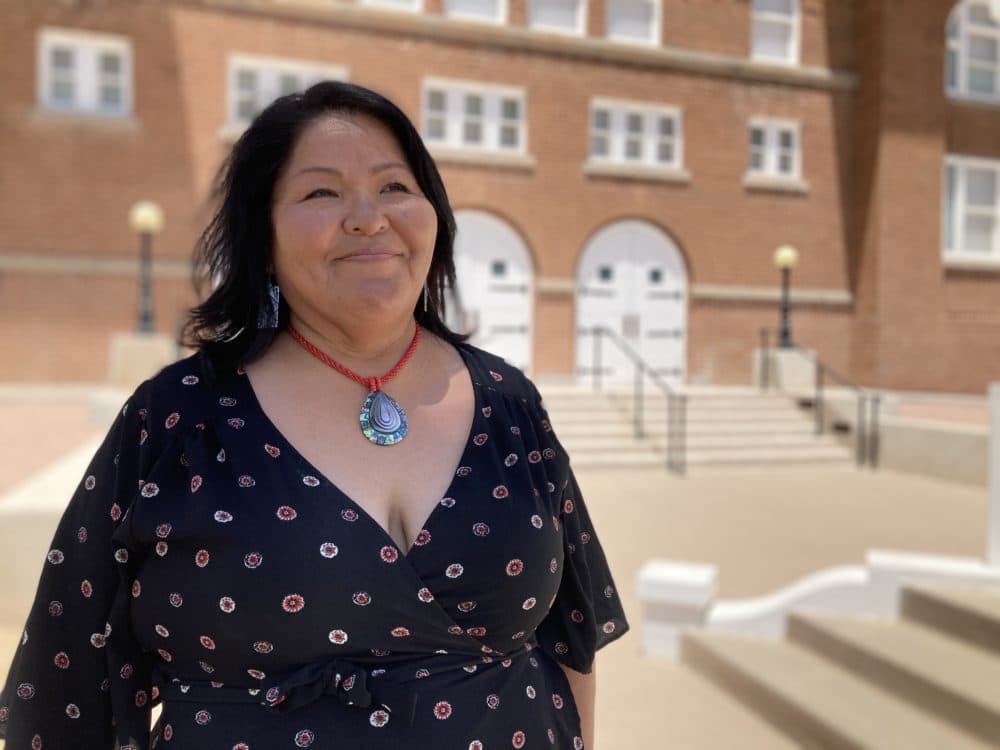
[360,390,408,446]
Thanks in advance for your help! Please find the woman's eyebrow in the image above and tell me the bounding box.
[292,162,409,178]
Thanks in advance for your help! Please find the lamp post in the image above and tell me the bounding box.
[773,244,799,349]
[128,201,164,333]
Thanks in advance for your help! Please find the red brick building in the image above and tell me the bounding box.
[1,0,998,393]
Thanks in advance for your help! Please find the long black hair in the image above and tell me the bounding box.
[183,80,467,374]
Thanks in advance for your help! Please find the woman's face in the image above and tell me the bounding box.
[270,111,438,332]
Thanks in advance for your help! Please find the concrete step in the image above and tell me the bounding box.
[548,407,811,426]
[788,612,1000,745]
[681,631,992,750]
[902,583,1000,656]
[684,445,853,465]
[560,432,844,453]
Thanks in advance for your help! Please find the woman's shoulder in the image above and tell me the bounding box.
[128,350,235,426]
[454,341,542,406]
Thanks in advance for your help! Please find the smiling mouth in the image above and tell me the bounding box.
[340,247,401,261]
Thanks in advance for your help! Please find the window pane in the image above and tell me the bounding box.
[658,116,674,136]
[625,138,641,159]
[463,120,482,143]
[753,0,794,15]
[237,99,257,120]
[969,3,998,26]
[530,0,579,29]
[944,164,956,251]
[99,53,121,74]
[51,79,74,103]
[752,19,793,60]
[969,34,998,63]
[966,168,996,206]
[778,152,793,174]
[749,150,764,171]
[100,85,122,107]
[51,47,73,69]
[427,89,445,111]
[963,214,995,252]
[778,129,794,148]
[500,124,519,147]
[749,127,765,147]
[427,117,446,139]
[446,0,500,17]
[969,65,997,94]
[501,98,519,119]
[465,94,483,116]
[590,134,609,156]
[592,108,610,130]
[237,70,257,91]
[657,141,674,163]
[947,48,958,89]
[626,113,643,133]
[279,74,300,96]
[606,0,655,41]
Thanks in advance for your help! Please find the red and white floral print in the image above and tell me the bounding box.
[522,597,536,610]
[390,626,410,637]
[154,624,169,638]
[253,641,273,654]
[433,701,452,720]
[341,508,359,522]
[369,708,389,727]
[512,730,526,748]
[140,482,159,498]
[281,594,305,613]
[303,475,321,487]
[264,443,281,458]
[165,412,180,429]
[53,652,70,669]
[446,563,464,578]
[418,587,434,603]
[414,529,431,546]
[155,541,168,557]
[195,549,210,568]
[440,497,456,508]
[213,510,233,523]
[190,475,203,493]
[506,559,524,576]
[380,546,399,563]
[473,522,490,536]
[492,485,509,499]
[327,629,348,645]
[219,596,236,613]
[276,505,297,521]
[199,635,216,650]
[46,549,64,565]
[486,693,500,709]
[319,542,339,558]
[552,693,565,709]
[80,580,93,598]
[84,475,96,491]
[294,729,315,747]
[352,592,371,606]
[574,737,585,749]
[243,552,262,568]
[168,592,183,607]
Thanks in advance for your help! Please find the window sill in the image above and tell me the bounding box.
[427,145,537,171]
[26,108,139,132]
[942,254,1000,272]
[743,173,809,194]
[945,92,1000,111]
[583,160,691,185]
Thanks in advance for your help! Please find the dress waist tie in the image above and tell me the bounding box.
[156,658,419,727]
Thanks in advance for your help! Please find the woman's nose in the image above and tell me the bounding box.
[343,193,388,235]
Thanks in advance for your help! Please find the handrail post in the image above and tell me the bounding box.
[679,393,687,476]
[869,394,880,469]
[759,328,769,392]
[634,359,644,438]
[856,394,867,468]
[666,392,673,473]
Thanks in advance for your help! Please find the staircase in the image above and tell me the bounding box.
[681,583,1000,749]
[537,383,855,470]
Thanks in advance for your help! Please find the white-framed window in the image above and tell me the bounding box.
[359,0,423,12]
[444,0,506,24]
[944,155,1000,260]
[226,55,348,128]
[37,27,132,117]
[946,1,1000,103]
[747,119,801,179]
[750,0,800,65]
[422,79,527,153]
[588,99,683,169]
[528,0,587,35]
[606,0,660,46]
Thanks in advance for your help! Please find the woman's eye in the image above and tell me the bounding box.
[384,182,409,193]
[305,188,337,199]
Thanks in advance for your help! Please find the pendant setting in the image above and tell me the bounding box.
[360,389,408,446]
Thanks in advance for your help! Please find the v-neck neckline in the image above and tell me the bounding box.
[236,341,482,561]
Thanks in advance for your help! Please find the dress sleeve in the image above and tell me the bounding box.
[528,386,630,675]
[0,384,156,750]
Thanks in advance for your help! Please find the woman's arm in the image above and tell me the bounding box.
[560,660,596,749]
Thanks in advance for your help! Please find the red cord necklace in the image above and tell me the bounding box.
[287,323,421,446]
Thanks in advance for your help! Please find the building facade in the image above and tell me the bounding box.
[1,0,998,393]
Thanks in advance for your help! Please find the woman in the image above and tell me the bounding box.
[0,81,628,749]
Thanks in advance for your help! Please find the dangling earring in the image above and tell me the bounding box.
[258,277,280,329]
[423,281,429,313]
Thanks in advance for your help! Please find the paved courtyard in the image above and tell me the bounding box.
[0,391,991,748]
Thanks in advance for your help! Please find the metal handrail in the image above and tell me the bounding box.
[588,326,687,476]
[758,327,880,469]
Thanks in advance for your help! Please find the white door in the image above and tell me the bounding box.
[575,220,687,384]
[448,210,534,371]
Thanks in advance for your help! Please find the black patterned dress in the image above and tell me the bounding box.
[0,342,628,749]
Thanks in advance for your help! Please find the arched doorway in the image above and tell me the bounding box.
[575,219,688,384]
[448,210,534,371]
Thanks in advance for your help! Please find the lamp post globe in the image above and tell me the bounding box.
[773,244,798,349]
[128,201,164,334]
